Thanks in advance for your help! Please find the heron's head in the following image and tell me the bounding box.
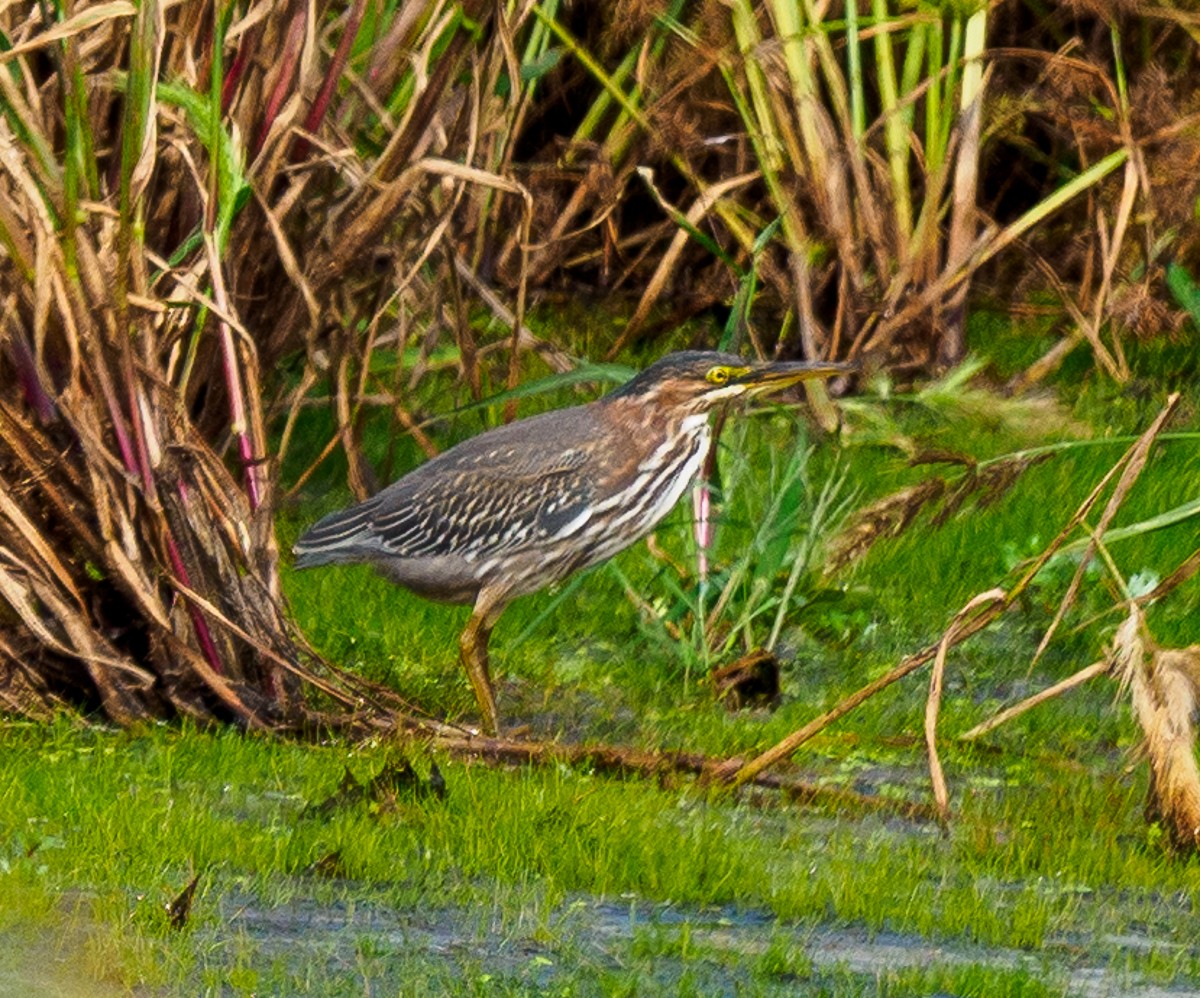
[607,350,853,414]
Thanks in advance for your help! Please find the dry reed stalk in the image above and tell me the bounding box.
[925,589,1006,822]
[713,584,1007,791]
[1138,545,1200,607]
[417,732,940,823]
[1032,393,1180,664]
[451,255,574,375]
[959,660,1109,742]
[938,10,986,367]
[611,170,759,354]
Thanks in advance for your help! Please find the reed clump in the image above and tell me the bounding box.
[0,1,1197,725]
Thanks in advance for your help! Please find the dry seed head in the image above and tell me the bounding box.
[1112,606,1200,852]
[694,0,735,50]
[1108,279,1185,342]
[1131,63,1176,132]
[824,478,947,573]
[606,0,671,51]
[1138,72,1200,231]
[648,101,707,159]
[974,455,1054,511]
[1044,56,1105,104]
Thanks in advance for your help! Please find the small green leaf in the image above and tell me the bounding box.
[520,47,562,82]
[1166,262,1200,328]
[453,362,634,416]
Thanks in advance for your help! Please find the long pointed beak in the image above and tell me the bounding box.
[733,360,856,394]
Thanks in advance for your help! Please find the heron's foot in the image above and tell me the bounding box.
[460,616,501,737]
[466,670,501,738]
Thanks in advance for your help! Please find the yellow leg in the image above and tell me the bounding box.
[459,592,505,735]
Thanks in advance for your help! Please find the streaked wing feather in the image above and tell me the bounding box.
[368,413,598,559]
[369,461,594,559]
[296,405,605,564]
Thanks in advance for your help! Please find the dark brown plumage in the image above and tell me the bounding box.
[294,350,851,733]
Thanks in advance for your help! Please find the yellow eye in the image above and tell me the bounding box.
[705,366,730,385]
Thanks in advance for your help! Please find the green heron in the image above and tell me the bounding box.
[293,351,850,734]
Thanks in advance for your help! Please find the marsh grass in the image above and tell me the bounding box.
[278,324,1200,763]
[0,714,1197,994]
[4,0,1199,729]
[4,334,1195,991]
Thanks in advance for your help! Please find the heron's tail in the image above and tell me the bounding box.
[292,498,381,568]
[291,546,352,570]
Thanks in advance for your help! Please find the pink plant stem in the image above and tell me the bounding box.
[292,0,366,163]
[8,332,57,423]
[89,348,156,656]
[221,23,261,114]
[164,529,226,675]
[204,236,263,511]
[692,481,711,582]
[125,369,228,676]
[123,363,156,496]
[252,6,307,159]
[237,431,261,509]
[216,318,261,510]
[100,379,138,473]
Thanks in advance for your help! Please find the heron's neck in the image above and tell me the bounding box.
[596,395,713,479]
[602,389,713,428]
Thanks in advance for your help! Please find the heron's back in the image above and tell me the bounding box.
[292,399,709,602]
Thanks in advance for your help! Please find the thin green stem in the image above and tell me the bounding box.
[845,0,865,140]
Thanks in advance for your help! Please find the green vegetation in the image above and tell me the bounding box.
[3,319,1200,992]
[0,706,1196,995]
[1,0,1199,993]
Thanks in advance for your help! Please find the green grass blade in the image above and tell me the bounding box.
[1057,497,1200,556]
[845,0,865,140]
[871,0,912,245]
[1166,262,1200,326]
[450,362,634,417]
[925,15,944,177]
